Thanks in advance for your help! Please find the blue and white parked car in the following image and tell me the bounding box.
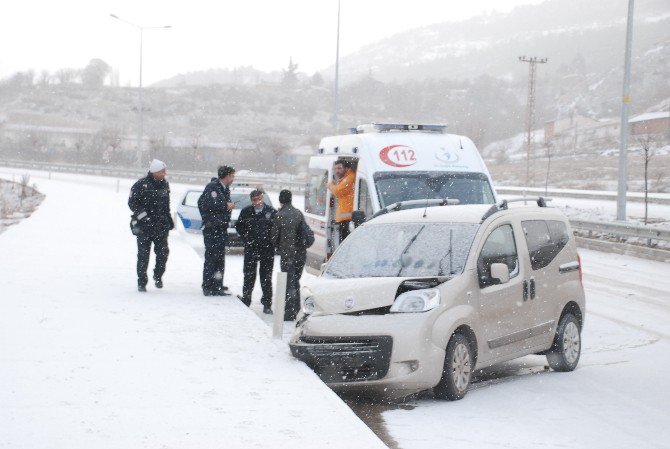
[176,185,273,247]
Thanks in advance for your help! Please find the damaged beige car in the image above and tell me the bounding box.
[289,199,585,400]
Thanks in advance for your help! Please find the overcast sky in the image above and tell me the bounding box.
[0,0,543,86]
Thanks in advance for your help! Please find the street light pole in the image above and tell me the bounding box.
[617,0,635,221]
[110,14,171,168]
[333,0,341,133]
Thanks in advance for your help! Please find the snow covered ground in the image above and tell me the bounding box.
[0,168,385,449]
[1,167,669,449]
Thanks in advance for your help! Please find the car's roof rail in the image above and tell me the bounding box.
[372,198,460,219]
[480,196,551,222]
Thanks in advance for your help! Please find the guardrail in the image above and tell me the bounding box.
[570,219,670,242]
[0,159,306,192]
[2,159,668,261]
[496,186,670,205]
[570,219,670,263]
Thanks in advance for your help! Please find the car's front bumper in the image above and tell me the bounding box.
[289,313,445,396]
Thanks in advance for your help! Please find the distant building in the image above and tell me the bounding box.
[629,111,670,137]
[544,110,669,152]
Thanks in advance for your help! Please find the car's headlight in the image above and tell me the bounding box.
[303,296,316,314]
[390,288,440,313]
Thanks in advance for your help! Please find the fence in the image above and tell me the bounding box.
[0,159,305,192]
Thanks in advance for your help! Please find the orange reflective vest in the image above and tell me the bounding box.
[331,170,355,222]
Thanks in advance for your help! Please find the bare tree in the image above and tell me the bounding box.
[190,133,201,172]
[18,173,31,207]
[99,128,123,165]
[37,70,51,86]
[244,133,288,176]
[149,135,166,161]
[637,135,655,225]
[74,139,85,166]
[544,140,553,196]
[55,68,78,85]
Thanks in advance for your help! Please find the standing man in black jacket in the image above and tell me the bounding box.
[198,165,235,296]
[272,190,307,321]
[235,190,276,313]
[128,159,174,292]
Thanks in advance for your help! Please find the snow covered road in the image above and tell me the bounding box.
[0,170,385,449]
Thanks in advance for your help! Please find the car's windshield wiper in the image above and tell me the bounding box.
[438,229,455,276]
[396,226,425,276]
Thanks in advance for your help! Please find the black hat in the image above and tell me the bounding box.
[279,189,292,204]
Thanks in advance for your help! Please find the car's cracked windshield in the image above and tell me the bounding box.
[325,223,479,278]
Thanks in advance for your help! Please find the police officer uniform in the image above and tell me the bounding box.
[199,178,232,296]
[235,202,276,310]
[128,162,174,291]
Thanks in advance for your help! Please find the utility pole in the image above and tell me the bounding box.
[333,0,341,132]
[617,0,635,221]
[519,56,547,190]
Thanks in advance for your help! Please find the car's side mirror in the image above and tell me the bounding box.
[490,263,510,284]
[352,210,366,228]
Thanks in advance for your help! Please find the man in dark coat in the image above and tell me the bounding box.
[272,189,307,321]
[128,159,174,292]
[199,165,235,296]
[235,190,276,313]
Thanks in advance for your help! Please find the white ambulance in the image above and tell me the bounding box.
[304,123,497,272]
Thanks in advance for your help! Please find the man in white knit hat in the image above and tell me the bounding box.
[128,159,174,292]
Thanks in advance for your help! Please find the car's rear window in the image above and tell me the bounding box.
[522,220,570,270]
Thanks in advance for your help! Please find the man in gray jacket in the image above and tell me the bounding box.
[272,190,306,321]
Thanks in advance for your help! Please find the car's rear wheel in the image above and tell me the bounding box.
[547,313,581,372]
[434,333,472,400]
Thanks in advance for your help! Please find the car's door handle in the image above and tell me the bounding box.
[530,277,536,300]
[522,280,529,301]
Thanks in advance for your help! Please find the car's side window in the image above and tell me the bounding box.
[305,169,328,216]
[522,220,569,270]
[477,224,519,288]
[183,191,201,207]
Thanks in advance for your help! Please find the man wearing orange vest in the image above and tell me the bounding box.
[327,159,355,243]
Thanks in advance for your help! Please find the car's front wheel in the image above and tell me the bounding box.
[547,313,581,372]
[434,333,473,400]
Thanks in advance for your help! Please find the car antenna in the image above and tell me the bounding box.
[423,199,429,218]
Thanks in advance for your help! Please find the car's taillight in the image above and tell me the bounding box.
[326,252,332,260]
[577,253,583,284]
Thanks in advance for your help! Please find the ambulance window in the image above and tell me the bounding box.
[358,179,373,217]
[305,169,328,216]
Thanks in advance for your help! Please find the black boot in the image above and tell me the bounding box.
[263,306,273,315]
[138,284,147,292]
[154,278,163,289]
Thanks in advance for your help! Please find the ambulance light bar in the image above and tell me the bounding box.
[354,123,447,134]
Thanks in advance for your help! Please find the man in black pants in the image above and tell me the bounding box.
[198,166,235,296]
[235,190,276,314]
[272,190,307,321]
[128,159,174,292]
